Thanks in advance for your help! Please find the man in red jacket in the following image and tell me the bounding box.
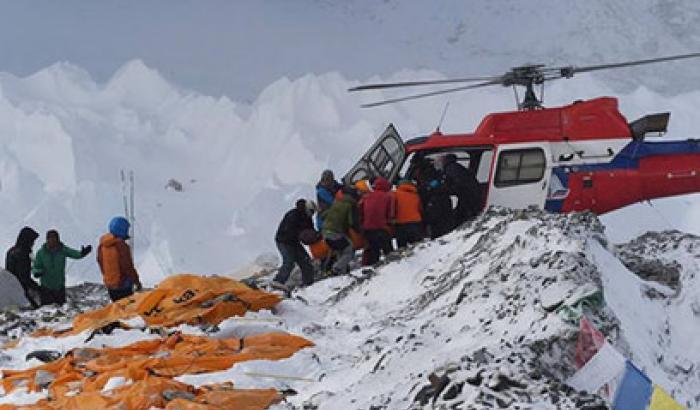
[359,176,395,265]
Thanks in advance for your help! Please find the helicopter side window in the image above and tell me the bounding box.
[476,151,493,183]
[495,148,545,187]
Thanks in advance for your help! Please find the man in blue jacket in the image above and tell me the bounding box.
[316,169,342,230]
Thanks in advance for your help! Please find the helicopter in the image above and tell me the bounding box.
[343,52,700,215]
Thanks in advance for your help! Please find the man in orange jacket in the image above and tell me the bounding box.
[394,179,424,248]
[97,216,142,302]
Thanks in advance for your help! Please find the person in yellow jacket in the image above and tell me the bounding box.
[97,216,142,302]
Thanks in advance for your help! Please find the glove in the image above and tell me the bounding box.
[33,271,44,278]
[81,245,92,256]
[134,281,143,292]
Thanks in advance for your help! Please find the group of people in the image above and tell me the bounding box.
[4,216,142,308]
[271,152,482,290]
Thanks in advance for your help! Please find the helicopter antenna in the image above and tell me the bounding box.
[436,101,450,132]
[350,52,700,110]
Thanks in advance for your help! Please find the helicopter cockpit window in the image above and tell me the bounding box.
[363,138,401,180]
[382,137,401,160]
[495,148,545,187]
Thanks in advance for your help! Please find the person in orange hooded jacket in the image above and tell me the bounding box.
[393,179,424,248]
[97,217,142,302]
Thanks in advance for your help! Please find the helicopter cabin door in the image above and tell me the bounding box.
[343,124,406,185]
[487,143,551,209]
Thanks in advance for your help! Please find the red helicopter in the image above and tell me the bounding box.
[344,53,700,215]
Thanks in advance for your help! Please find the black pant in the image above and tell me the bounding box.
[424,195,454,239]
[108,286,134,302]
[40,287,66,306]
[14,275,41,308]
[395,223,424,248]
[364,229,394,265]
[273,241,314,286]
[453,192,478,227]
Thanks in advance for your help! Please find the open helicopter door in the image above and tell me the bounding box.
[343,124,406,185]
[487,143,551,209]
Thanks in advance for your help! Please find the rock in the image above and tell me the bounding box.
[34,370,55,388]
[26,350,62,363]
[442,382,464,400]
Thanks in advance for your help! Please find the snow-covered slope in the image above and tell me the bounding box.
[230,209,696,408]
[2,209,696,408]
[3,60,700,285]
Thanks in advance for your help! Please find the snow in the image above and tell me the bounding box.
[0,328,159,372]
[0,2,699,406]
[0,210,698,407]
[101,376,131,392]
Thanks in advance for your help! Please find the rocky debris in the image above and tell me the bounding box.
[414,348,608,409]
[25,350,62,363]
[0,282,111,342]
[284,208,629,409]
[615,230,700,292]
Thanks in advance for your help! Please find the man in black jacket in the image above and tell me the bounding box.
[271,199,317,290]
[442,153,481,227]
[5,227,41,308]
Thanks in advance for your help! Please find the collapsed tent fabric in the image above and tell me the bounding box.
[0,332,312,409]
[0,379,281,410]
[36,274,282,337]
[0,269,30,308]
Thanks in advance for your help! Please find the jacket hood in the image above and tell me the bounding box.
[397,182,417,193]
[109,217,130,239]
[100,233,122,248]
[373,177,391,192]
[16,227,39,249]
[41,242,65,253]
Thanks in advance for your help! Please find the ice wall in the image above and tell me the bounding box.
[1,60,700,285]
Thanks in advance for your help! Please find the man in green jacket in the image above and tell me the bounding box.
[32,230,92,306]
[322,186,361,275]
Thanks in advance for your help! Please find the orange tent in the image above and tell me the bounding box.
[1,332,312,410]
[0,379,282,410]
[35,274,282,337]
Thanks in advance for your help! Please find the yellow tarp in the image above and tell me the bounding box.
[1,332,312,410]
[35,274,282,337]
[649,384,686,410]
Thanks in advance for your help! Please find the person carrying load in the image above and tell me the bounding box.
[315,169,343,230]
[321,186,361,275]
[358,176,394,265]
[271,199,318,291]
[393,179,424,247]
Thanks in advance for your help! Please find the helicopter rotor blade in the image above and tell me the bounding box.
[562,52,700,76]
[360,79,502,108]
[349,76,501,92]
